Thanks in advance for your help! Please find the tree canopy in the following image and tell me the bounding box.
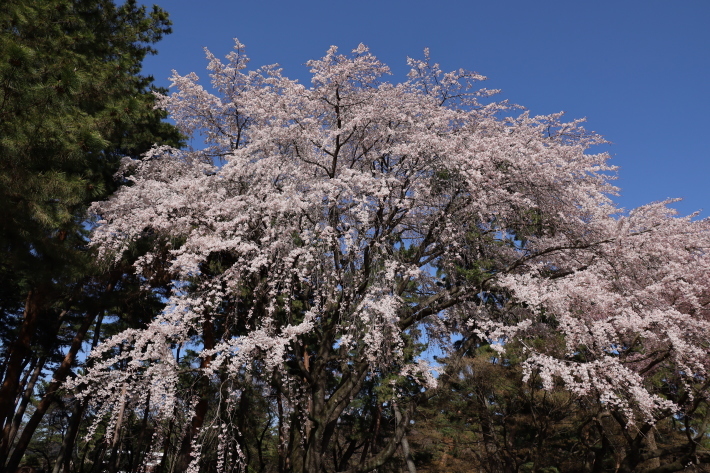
[72,42,710,472]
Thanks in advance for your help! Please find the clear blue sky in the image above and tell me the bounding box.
[139,0,709,216]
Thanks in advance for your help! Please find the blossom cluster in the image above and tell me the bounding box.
[78,42,710,467]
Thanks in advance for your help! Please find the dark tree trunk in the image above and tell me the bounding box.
[53,312,104,473]
[4,356,46,459]
[0,289,43,469]
[130,392,152,473]
[5,303,104,473]
[174,314,215,472]
[107,384,128,473]
[393,402,416,473]
[52,400,88,473]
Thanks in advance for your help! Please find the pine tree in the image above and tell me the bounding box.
[0,1,182,470]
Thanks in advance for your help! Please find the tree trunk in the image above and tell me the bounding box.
[393,401,416,473]
[157,418,175,473]
[52,399,88,473]
[340,401,414,473]
[0,290,42,467]
[53,312,104,473]
[4,356,46,457]
[277,388,286,473]
[130,392,152,473]
[5,305,102,473]
[107,384,128,473]
[174,314,215,472]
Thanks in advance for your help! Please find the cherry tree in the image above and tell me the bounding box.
[77,42,710,472]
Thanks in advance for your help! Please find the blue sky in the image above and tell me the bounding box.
[140,0,709,216]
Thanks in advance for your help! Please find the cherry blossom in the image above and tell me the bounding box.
[76,41,710,472]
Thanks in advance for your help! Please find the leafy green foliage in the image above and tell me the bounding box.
[0,1,183,470]
[0,0,182,295]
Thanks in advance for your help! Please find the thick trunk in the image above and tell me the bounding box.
[299,360,369,473]
[340,402,413,473]
[640,430,661,470]
[174,314,215,472]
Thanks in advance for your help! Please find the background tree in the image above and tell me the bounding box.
[409,341,581,473]
[411,338,710,473]
[77,42,710,473]
[0,0,182,471]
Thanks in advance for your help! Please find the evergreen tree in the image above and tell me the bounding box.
[411,339,710,473]
[0,1,182,470]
